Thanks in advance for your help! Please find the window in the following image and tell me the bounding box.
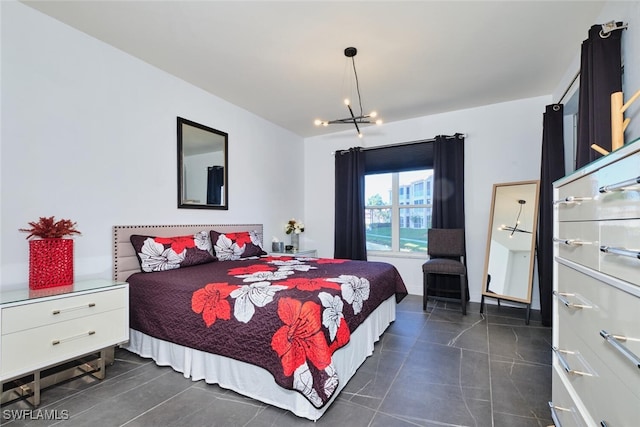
[365,170,433,254]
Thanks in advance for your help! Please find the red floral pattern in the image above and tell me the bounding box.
[227,264,276,276]
[224,232,252,247]
[271,298,331,377]
[278,277,341,292]
[192,282,238,327]
[155,235,196,253]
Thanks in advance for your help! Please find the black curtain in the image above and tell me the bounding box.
[538,104,565,327]
[206,166,224,205]
[334,148,367,260]
[429,134,467,299]
[575,24,623,169]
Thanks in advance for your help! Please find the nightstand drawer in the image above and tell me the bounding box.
[1,287,127,335]
[0,308,127,378]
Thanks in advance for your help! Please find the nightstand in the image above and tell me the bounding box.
[0,279,129,406]
[269,249,318,257]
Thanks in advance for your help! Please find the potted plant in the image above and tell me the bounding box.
[20,216,81,289]
[284,219,304,251]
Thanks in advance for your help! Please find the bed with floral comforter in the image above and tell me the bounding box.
[127,254,407,408]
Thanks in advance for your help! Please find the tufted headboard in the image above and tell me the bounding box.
[112,224,264,282]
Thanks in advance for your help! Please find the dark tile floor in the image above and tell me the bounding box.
[1,296,552,427]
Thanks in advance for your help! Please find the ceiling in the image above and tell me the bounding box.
[22,1,604,138]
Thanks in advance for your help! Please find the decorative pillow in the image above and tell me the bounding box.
[210,230,266,261]
[130,231,215,272]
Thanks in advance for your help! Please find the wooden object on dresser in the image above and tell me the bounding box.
[551,137,640,426]
[0,279,129,406]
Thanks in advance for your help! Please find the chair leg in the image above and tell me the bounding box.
[423,272,428,311]
[460,275,467,315]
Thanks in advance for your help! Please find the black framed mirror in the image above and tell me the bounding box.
[177,117,228,210]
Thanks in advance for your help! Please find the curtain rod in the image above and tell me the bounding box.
[333,133,465,155]
[557,70,580,106]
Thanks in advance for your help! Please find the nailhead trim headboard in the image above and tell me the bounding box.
[112,224,264,282]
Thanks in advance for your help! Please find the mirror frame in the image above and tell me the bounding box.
[481,180,540,304]
[177,117,228,210]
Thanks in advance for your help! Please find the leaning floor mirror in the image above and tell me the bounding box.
[480,180,540,324]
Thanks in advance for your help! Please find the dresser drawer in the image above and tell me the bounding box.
[556,325,640,426]
[0,308,127,379]
[555,221,599,269]
[1,287,127,335]
[557,265,640,400]
[551,367,588,427]
[595,149,640,220]
[599,219,640,287]
[556,173,599,222]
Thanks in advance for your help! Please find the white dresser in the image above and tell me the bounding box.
[551,139,640,426]
[0,280,129,406]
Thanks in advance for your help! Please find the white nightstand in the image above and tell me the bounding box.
[269,249,318,257]
[0,279,129,406]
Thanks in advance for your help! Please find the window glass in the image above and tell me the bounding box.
[365,170,432,253]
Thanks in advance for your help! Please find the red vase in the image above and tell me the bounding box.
[28,238,74,289]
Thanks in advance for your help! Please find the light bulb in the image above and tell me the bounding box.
[370,111,377,118]
[344,98,350,106]
[358,132,363,138]
[375,119,383,125]
[314,119,322,126]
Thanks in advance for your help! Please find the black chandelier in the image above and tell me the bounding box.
[499,199,531,236]
[314,47,382,138]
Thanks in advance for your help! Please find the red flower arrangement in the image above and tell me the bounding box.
[19,216,81,239]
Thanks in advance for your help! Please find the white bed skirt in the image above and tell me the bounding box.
[123,295,396,421]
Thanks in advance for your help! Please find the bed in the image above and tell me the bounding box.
[113,224,407,420]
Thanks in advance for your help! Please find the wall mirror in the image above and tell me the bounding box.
[481,180,540,323]
[177,117,228,210]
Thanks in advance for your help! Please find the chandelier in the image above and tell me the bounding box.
[499,199,531,237]
[314,47,382,138]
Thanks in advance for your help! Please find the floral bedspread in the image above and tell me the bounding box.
[127,255,407,408]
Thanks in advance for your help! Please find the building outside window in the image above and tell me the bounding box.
[365,170,433,254]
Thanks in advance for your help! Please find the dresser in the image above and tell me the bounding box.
[0,280,129,406]
[551,139,640,426]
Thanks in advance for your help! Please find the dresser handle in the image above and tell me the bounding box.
[552,347,593,376]
[52,302,96,315]
[598,175,640,193]
[553,196,592,205]
[553,237,593,246]
[52,330,96,346]
[599,245,640,260]
[599,330,640,370]
[553,291,592,309]
[548,401,570,427]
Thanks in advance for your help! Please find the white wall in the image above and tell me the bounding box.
[0,2,305,289]
[304,95,549,305]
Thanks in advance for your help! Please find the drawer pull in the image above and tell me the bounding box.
[598,175,640,193]
[548,401,571,427]
[599,245,640,260]
[553,237,593,246]
[552,347,593,376]
[553,196,592,205]
[52,302,96,315]
[599,330,640,370]
[52,330,96,346]
[553,291,592,309]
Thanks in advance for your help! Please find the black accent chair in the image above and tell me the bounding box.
[422,228,467,315]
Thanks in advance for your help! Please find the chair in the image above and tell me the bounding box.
[422,228,467,315]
